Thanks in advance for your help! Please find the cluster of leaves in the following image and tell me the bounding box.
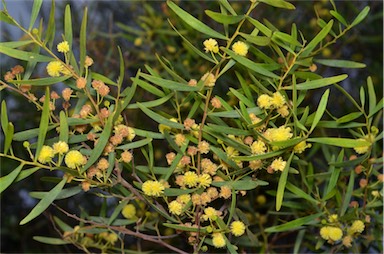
[0,0,382,253]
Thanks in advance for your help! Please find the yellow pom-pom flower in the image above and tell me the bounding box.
[142,180,165,197]
[270,157,286,172]
[46,61,63,77]
[257,94,272,109]
[38,145,55,164]
[57,41,70,53]
[348,220,365,235]
[232,41,248,56]
[271,92,286,108]
[52,141,69,155]
[320,226,343,242]
[212,233,226,248]
[183,171,199,188]
[198,173,212,188]
[231,221,246,237]
[122,204,136,219]
[202,207,218,221]
[168,200,183,215]
[203,38,219,53]
[264,126,293,142]
[65,150,85,169]
[251,140,267,155]
[293,141,311,154]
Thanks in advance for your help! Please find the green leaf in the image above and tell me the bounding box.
[235,150,284,162]
[35,87,50,162]
[340,170,354,216]
[80,110,114,173]
[302,20,334,56]
[265,213,322,232]
[1,101,9,145]
[33,236,69,245]
[59,111,68,143]
[209,107,262,118]
[44,0,55,49]
[0,10,16,25]
[116,138,153,150]
[167,1,227,40]
[273,31,301,47]
[20,177,67,225]
[135,79,165,97]
[309,89,329,133]
[28,0,43,31]
[15,167,40,182]
[229,88,254,107]
[163,223,208,233]
[9,75,71,86]
[4,122,14,154]
[127,93,173,109]
[218,0,237,16]
[258,0,295,10]
[351,6,370,27]
[79,6,87,76]
[140,73,199,92]
[307,137,370,148]
[0,45,54,62]
[29,186,82,200]
[286,182,319,204]
[107,200,128,226]
[276,152,294,211]
[13,125,57,141]
[330,10,348,26]
[247,17,272,37]
[240,33,270,46]
[314,59,366,68]
[205,10,244,24]
[222,48,279,78]
[0,164,23,193]
[90,72,117,86]
[117,46,125,88]
[137,103,184,130]
[64,5,73,49]
[212,178,268,191]
[164,188,197,196]
[367,76,376,116]
[336,112,363,123]
[284,74,347,90]
[0,40,34,48]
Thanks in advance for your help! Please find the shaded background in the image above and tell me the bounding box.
[1,0,383,252]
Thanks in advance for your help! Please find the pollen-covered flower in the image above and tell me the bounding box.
[76,77,87,89]
[184,171,199,188]
[52,141,69,155]
[277,105,290,117]
[293,141,311,154]
[122,204,136,219]
[201,72,216,87]
[198,141,210,154]
[168,200,183,215]
[328,214,338,223]
[232,41,248,56]
[320,226,343,242]
[38,145,55,164]
[203,207,218,221]
[211,97,222,108]
[271,92,286,108]
[212,233,226,248]
[57,41,70,53]
[62,88,73,101]
[46,61,63,77]
[203,38,219,53]
[270,157,286,171]
[142,180,165,197]
[97,158,109,171]
[231,221,246,236]
[219,185,232,199]
[348,220,365,235]
[65,150,85,169]
[249,159,262,170]
[251,140,267,155]
[121,150,133,163]
[174,134,186,146]
[201,158,218,176]
[264,126,293,142]
[257,94,273,109]
[176,194,191,204]
[198,173,212,188]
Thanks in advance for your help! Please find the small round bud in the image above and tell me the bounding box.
[23,141,30,148]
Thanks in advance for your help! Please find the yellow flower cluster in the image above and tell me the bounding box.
[348,220,365,235]
[251,140,267,155]
[122,204,136,219]
[142,180,165,197]
[203,38,219,53]
[257,92,289,117]
[232,41,248,56]
[38,145,55,164]
[168,200,183,215]
[230,221,246,236]
[293,141,311,154]
[65,150,86,169]
[46,61,64,77]
[264,126,293,142]
[212,233,226,248]
[320,226,343,242]
[57,41,70,53]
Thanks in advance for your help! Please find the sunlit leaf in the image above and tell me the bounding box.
[0,164,23,193]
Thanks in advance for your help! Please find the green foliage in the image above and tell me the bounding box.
[0,0,382,253]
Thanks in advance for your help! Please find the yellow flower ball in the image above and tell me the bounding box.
[251,140,267,155]
[183,171,199,188]
[348,220,365,235]
[203,38,219,53]
[232,41,248,56]
[212,233,226,248]
[257,94,272,109]
[198,173,212,188]
[203,207,218,221]
[46,61,63,77]
[65,150,85,169]
[264,126,293,142]
[38,145,55,164]
[230,221,246,237]
[270,157,286,172]
[122,204,136,219]
[57,41,70,53]
[320,226,343,242]
[271,92,286,108]
[52,141,69,155]
[293,141,311,154]
[201,72,216,87]
[168,200,183,215]
[142,180,164,197]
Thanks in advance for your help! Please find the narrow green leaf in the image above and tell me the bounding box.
[140,73,199,92]
[9,75,71,86]
[273,31,301,46]
[1,100,9,141]
[336,112,363,123]
[309,89,329,133]
[325,153,342,196]
[13,125,57,141]
[284,74,347,90]
[127,93,173,109]
[229,88,254,107]
[44,0,55,49]
[302,20,334,56]
[0,164,23,193]
[167,1,227,40]
[0,10,16,25]
[0,40,34,48]
[20,177,67,225]
[53,216,73,232]
[33,236,69,245]
[15,167,40,182]
[0,45,54,62]
[307,137,370,148]
[29,186,82,200]
[135,79,165,97]
[218,0,237,16]
[28,0,43,31]
[209,107,262,118]
[205,10,244,24]
[367,76,376,116]
[107,200,128,226]
[80,111,114,173]
[4,122,14,154]
[330,10,348,26]
[265,213,322,232]
[59,111,68,143]
[247,17,272,37]
[64,5,73,49]
[351,6,370,27]
[35,87,50,162]
[340,170,354,216]
[164,188,196,196]
[137,103,184,130]
[222,48,279,78]
[235,150,284,162]
[258,0,295,10]
[117,46,125,88]
[286,182,319,204]
[240,33,270,46]
[116,138,153,150]
[276,152,294,211]
[314,59,366,68]
[79,6,87,76]
[163,223,208,233]
[90,72,117,86]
